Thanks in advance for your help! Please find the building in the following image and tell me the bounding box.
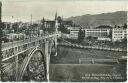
[69,28,84,39]
[6,33,26,41]
[69,28,110,40]
[69,29,79,39]
[67,26,81,30]
[85,28,110,39]
[112,28,127,41]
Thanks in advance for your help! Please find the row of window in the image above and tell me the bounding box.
[86,32,108,34]
[114,34,123,35]
[113,31,123,33]
[113,37,123,38]
[86,30,108,31]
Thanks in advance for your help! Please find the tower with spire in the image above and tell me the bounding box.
[55,11,57,20]
[61,16,63,21]
[55,11,58,33]
[42,17,45,23]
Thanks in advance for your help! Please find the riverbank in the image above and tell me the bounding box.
[50,46,127,64]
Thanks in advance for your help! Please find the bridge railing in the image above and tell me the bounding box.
[1,33,61,61]
[2,46,36,61]
[2,33,60,51]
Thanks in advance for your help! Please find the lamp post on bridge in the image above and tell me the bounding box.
[54,12,58,56]
[30,14,32,42]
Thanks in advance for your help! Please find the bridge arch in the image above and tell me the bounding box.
[17,47,47,81]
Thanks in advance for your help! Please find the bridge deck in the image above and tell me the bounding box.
[2,33,59,51]
[1,33,60,61]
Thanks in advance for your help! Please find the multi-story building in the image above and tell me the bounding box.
[69,27,127,42]
[85,29,110,39]
[69,29,79,39]
[69,28,110,40]
[112,28,127,41]
[69,28,84,39]
[67,26,81,30]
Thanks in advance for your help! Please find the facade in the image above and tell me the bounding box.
[69,29,79,39]
[69,27,127,42]
[112,28,127,41]
[69,28,84,39]
[6,33,26,41]
[69,28,110,40]
[85,29,110,39]
[44,21,55,28]
[67,26,81,30]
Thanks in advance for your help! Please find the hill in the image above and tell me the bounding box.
[66,11,127,28]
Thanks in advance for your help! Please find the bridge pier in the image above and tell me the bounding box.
[1,33,60,81]
[14,47,19,81]
[45,41,49,81]
[15,55,18,81]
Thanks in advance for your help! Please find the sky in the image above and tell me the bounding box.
[0,0,127,22]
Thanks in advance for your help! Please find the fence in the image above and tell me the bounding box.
[79,58,119,64]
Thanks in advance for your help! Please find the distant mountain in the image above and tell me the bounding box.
[66,11,127,28]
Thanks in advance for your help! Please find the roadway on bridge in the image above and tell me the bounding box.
[2,33,60,51]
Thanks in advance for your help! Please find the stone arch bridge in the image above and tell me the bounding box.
[1,33,60,81]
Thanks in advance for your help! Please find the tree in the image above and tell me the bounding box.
[57,16,62,24]
[108,29,112,39]
[58,24,70,34]
[78,28,85,43]
[123,23,127,29]
[122,37,127,44]
[12,23,19,33]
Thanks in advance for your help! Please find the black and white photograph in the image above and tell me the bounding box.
[0,0,127,82]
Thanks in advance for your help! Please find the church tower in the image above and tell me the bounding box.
[55,12,58,33]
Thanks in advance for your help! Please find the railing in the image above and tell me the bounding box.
[58,43,127,52]
[2,33,60,61]
[79,58,119,64]
[2,33,60,51]
[2,47,35,61]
